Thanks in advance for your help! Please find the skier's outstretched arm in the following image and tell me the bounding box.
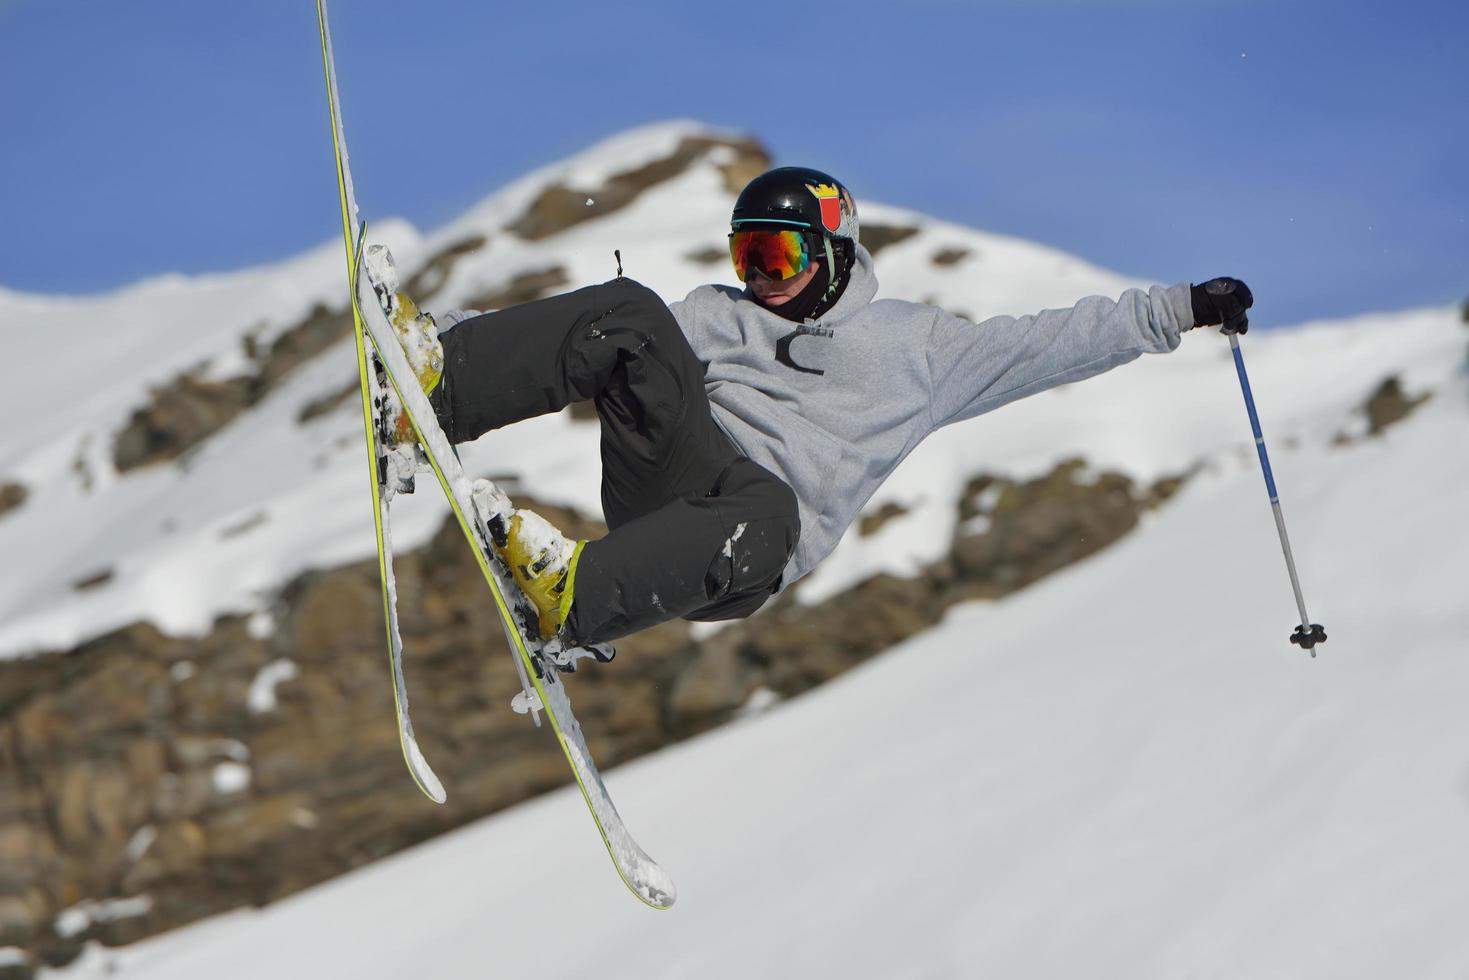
[926,283,1196,429]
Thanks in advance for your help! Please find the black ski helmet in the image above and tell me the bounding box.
[730,166,860,248]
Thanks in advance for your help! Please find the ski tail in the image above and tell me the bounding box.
[316,0,445,804]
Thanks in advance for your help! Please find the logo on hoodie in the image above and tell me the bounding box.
[775,323,833,376]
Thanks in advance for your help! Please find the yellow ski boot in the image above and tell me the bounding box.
[472,480,584,641]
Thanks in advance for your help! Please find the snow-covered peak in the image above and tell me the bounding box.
[439,119,748,240]
[1,121,1461,659]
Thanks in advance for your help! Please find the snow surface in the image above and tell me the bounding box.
[46,354,1469,977]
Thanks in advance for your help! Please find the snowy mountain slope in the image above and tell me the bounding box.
[45,336,1469,980]
[1,121,1452,660]
[0,120,1128,656]
[5,118,1465,977]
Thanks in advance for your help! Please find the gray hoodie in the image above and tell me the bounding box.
[668,246,1195,586]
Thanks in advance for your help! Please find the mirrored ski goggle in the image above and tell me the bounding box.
[728,227,812,282]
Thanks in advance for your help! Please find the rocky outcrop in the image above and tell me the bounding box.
[858,502,909,536]
[683,245,728,265]
[113,373,259,472]
[1334,375,1433,445]
[0,458,1185,974]
[932,246,971,267]
[113,237,493,473]
[462,266,569,312]
[948,460,1158,600]
[403,235,487,300]
[1362,376,1432,436]
[0,483,27,520]
[508,135,771,242]
[860,224,920,256]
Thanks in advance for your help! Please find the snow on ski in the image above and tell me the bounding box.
[315,0,445,805]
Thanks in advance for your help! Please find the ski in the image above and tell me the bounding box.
[315,0,675,909]
[315,0,444,805]
[352,237,676,910]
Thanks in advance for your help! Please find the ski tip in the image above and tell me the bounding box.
[636,883,677,910]
[404,739,448,805]
[629,866,678,910]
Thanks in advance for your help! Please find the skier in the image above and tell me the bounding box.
[381,166,1252,647]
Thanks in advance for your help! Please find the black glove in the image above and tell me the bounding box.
[1190,277,1254,334]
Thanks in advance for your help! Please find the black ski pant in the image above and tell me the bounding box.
[431,277,799,645]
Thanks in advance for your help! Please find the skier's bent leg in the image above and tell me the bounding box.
[431,278,686,444]
[565,458,800,645]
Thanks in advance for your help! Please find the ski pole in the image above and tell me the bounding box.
[1222,312,1327,656]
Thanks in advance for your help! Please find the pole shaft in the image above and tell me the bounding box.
[1228,334,1314,628]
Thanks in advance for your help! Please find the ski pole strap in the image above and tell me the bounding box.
[1229,333,1279,503]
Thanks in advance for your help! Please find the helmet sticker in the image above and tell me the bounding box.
[806,182,843,234]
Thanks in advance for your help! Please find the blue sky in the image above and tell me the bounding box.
[3,0,1464,327]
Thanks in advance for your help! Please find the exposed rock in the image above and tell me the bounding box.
[1362,376,1431,436]
[259,304,353,392]
[858,502,909,536]
[404,235,488,302]
[296,378,360,425]
[71,568,114,592]
[684,245,728,265]
[113,373,257,472]
[949,460,1170,600]
[1332,375,1434,445]
[0,958,33,980]
[218,512,268,540]
[508,135,770,241]
[0,482,26,519]
[462,266,570,312]
[117,236,528,464]
[932,246,971,266]
[1143,471,1190,510]
[755,575,937,702]
[861,224,920,255]
[113,297,355,472]
[665,630,761,730]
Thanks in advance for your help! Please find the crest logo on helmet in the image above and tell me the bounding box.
[806,182,844,234]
